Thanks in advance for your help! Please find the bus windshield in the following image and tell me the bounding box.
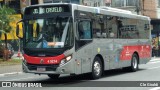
[24,17,73,49]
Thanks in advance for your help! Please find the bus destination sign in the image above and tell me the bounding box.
[26,5,70,15]
[33,7,62,14]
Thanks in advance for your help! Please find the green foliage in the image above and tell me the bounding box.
[0,5,16,60]
[0,5,16,34]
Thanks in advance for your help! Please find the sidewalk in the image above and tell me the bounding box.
[0,64,22,74]
[0,51,22,75]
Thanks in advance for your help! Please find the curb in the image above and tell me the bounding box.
[0,72,23,77]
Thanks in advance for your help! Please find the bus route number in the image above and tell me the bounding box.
[47,60,58,64]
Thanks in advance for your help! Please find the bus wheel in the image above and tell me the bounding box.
[48,74,60,79]
[130,54,139,72]
[91,57,103,79]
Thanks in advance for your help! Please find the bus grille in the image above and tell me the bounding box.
[27,63,59,71]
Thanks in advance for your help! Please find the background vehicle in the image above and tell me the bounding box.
[0,43,14,58]
[16,3,151,79]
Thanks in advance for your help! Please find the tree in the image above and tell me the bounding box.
[0,5,15,60]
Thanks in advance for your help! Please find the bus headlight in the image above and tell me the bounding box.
[60,55,72,66]
[66,55,72,61]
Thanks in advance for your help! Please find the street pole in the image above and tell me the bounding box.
[136,0,140,15]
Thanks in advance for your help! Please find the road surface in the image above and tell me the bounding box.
[0,58,160,90]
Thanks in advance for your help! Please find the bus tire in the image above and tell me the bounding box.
[130,53,139,72]
[48,74,60,79]
[91,56,103,79]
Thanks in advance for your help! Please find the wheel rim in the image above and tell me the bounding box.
[132,57,137,69]
[93,61,101,76]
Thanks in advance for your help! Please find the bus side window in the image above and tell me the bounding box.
[78,23,84,39]
[78,21,92,39]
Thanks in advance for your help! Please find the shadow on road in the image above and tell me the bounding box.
[29,68,146,87]
[103,68,145,78]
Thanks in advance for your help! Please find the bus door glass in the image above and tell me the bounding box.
[75,20,93,74]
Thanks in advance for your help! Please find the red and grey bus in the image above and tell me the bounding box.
[16,3,151,79]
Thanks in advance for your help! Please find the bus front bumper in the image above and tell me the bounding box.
[22,60,75,75]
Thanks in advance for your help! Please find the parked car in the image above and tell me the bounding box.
[0,43,14,58]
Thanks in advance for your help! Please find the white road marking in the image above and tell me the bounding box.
[4,76,37,81]
[148,66,160,70]
[0,72,22,77]
[148,61,160,64]
[149,87,160,90]
[150,59,160,61]
[148,58,160,64]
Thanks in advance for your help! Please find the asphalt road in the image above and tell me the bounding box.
[0,58,160,90]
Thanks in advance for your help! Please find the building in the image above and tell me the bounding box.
[110,0,140,14]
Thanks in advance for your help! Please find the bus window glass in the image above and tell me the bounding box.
[118,18,139,39]
[105,16,119,38]
[93,15,103,38]
[137,20,149,39]
[78,21,91,39]
[24,17,73,48]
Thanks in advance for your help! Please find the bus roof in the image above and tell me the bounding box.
[72,4,150,21]
[99,6,132,14]
[25,3,150,21]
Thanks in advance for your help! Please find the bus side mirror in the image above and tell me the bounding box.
[16,24,23,39]
[16,25,22,39]
[16,20,23,39]
[16,25,19,35]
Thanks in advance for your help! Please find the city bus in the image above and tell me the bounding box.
[16,3,151,79]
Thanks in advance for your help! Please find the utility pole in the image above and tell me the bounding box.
[136,0,140,15]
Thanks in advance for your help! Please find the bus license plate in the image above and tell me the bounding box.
[37,67,46,72]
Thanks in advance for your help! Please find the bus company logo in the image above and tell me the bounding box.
[40,59,44,64]
[2,82,12,87]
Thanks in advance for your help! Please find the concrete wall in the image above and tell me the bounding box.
[157,8,160,19]
[141,0,157,19]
